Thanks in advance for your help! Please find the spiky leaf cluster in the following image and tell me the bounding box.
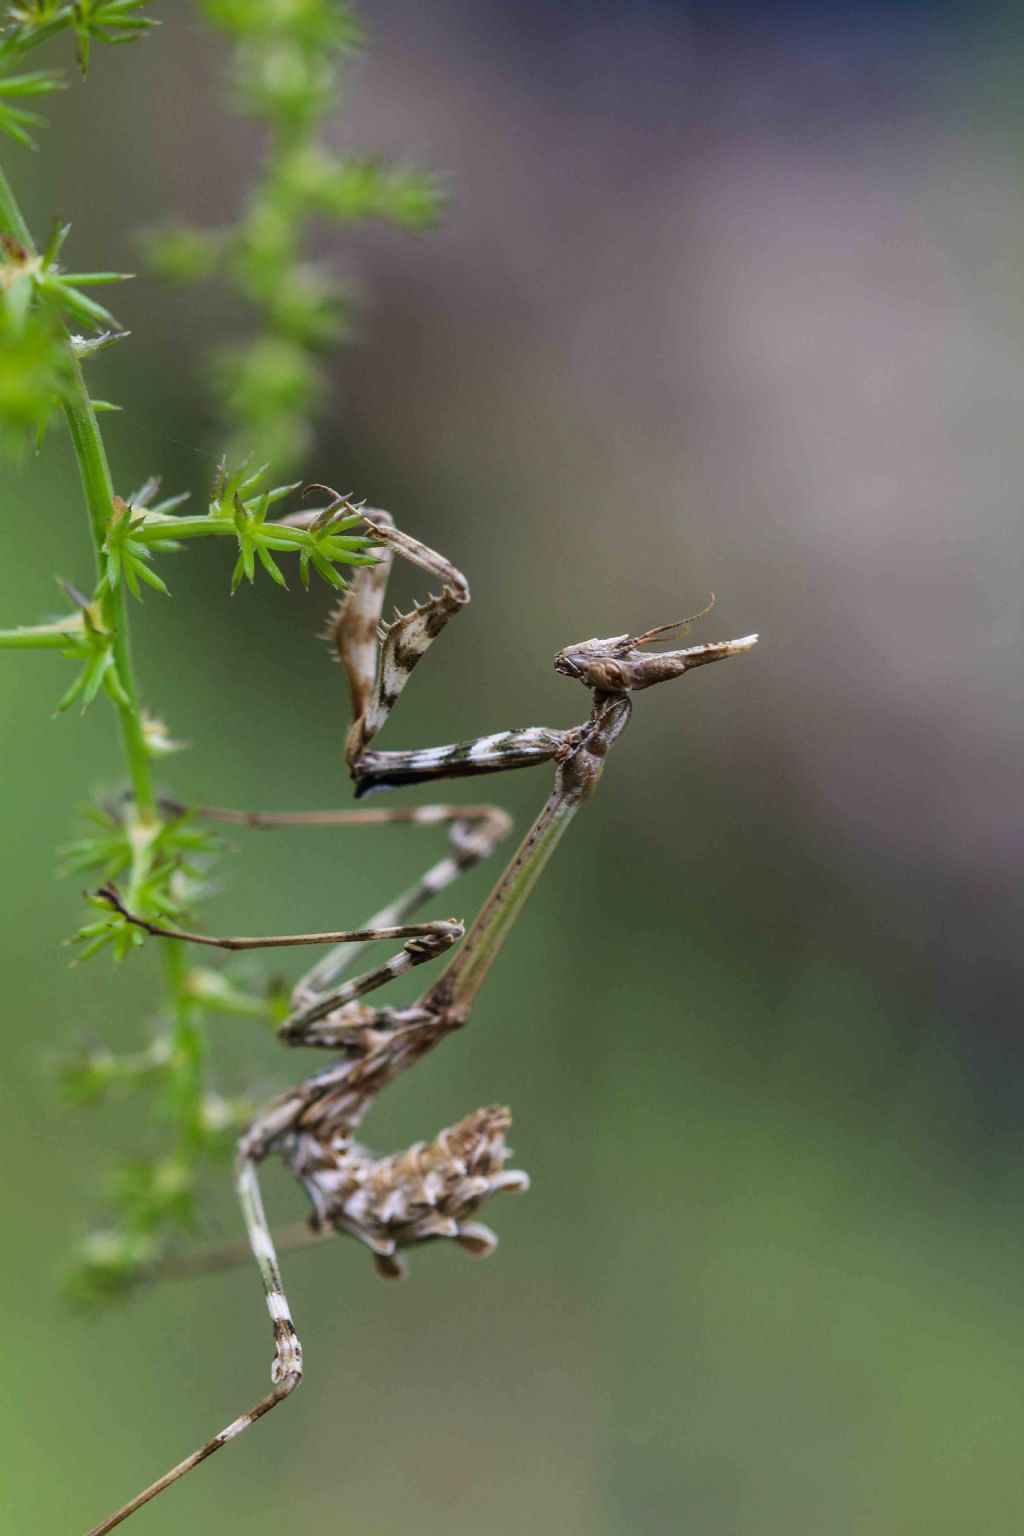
[0,1,154,150]
[0,217,131,450]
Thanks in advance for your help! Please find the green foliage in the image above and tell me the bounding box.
[65,1227,158,1306]
[58,1035,171,1105]
[52,594,132,714]
[118,460,377,594]
[0,2,439,1303]
[0,1,155,80]
[100,495,173,600]
[67,800,219,960]
[0,66,62,146]
[0,213,131,448]
[146,0,445,470]
[0,286,67,450]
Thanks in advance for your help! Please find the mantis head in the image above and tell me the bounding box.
[554,599,758,694]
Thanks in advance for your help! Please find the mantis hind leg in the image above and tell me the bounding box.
[82,1157,301,1536]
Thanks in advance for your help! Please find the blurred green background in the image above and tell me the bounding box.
[3,3,1024,1532]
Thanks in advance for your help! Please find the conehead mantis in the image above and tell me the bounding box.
[84,494,756,1534]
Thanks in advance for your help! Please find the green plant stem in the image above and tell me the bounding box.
[1,153,208,1189]
[137,518,343,545]
[0,621,82,648]
[1,173,151,803]
[1,163,153,808]
[63,356,157,804]
[62,312,207,1177]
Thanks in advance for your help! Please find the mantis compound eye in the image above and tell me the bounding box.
[553,639,630,691]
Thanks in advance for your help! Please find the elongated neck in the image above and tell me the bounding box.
[428,692,631,1020]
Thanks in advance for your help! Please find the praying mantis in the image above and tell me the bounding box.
[84,494,757,1534]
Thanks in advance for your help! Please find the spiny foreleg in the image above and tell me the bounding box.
[324,503,470,766]
[325,500,573,795]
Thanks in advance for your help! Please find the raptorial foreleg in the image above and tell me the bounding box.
[325,503,471,766]
[324,499,572,795]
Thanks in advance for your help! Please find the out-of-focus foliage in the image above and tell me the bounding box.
[147,0,445,470]
[0,2,154,93]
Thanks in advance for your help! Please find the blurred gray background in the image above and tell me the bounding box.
[2,2,1023,1532]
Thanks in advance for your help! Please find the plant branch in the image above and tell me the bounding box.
[0,619,83,648]
[63,355,158,807]
[0,148,211,1253]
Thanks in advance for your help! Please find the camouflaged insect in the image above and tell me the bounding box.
[86,498,756,1535]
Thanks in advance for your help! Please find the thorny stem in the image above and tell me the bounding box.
[0,620,82,648]
[63,356,157,804]
[0,168,155,808]
[63,275,209,1189]
[132,517,347,546]
[0,164,208,1197]
[61,309,208,1171]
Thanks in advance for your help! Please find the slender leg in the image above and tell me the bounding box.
[291,695,635,1058]
[84,731,589,1532]
[281,926,460,1040]
[236,1156,303,1390]
[99,880,464,1051]
[82,1159,301,1536]
[100,791,525,1055]
[95,881,460,954]
[148,799,516,1041]
[85,793,523,1533]
[232,694,638,1299]
[192,802,512,976]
